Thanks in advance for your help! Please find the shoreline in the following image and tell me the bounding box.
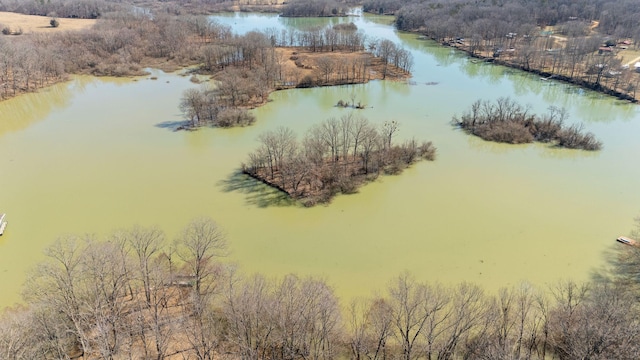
[360,6,639,104]
[461,48,638,103]
[411,33,640,103]
[241,169,291,196]
[0,46,409,106]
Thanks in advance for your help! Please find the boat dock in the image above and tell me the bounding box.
[616,236,637,246]
[0,214,6,236]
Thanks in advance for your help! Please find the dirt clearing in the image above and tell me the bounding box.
[274,47,410,83]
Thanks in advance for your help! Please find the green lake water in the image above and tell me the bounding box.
[0,13,639,308]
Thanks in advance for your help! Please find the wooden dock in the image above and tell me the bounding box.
[616,236,637,246]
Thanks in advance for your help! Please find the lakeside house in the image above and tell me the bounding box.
[598,46,614,54]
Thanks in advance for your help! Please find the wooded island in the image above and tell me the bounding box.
[243,116,436,206]
[453,97,602,150]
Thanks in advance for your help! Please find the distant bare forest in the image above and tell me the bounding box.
[0,0,414,131]
[363,0,640,101]
[3,0,640,102]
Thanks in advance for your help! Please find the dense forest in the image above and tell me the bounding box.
[363,0,640,101]
[1,217,640,359]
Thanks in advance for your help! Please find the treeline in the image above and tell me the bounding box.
[243,115,435,205]
[178,23,412,128]
[371,39,413,78]
[363,0,640,37]
[0,7,354,100]
[188,23,368,73]
[0,0,120,19]
[362,0,640,101]
[0,0,275,18]
[0,10,233,100]
[0,1,413,120]
[0,37,67,99]
[362,0,403,15]
[265,23,366,52]
[153,0,362,16]
[453,97,602,150]
[281,0,347,17]
[2,217,640,359]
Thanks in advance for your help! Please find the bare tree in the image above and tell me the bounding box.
[181,295,222,360]
[0,308,35,360]
[80,239,133,360]
[547,280,640,359]
[381,120,399,151]
[224,273,276,360]
[118,225,164,306]
[365,298,394,360]
[340,113,354,171]
[23,235,92,357]
[347,299,369,360]
[145,256,176,360]
[316,56,335,83]
[272,275,341,360]
[320,118,343,163]
[180,88,209,127]
[375,39,394,79]
[175,217,228,298]
[388,273,428,360]
[437,283,487,360]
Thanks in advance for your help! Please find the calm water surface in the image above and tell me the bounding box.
[1,13,639,308]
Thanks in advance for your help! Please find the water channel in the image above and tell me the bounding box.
[1,13,639,308]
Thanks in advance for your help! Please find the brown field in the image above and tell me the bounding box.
[0,11,96,34]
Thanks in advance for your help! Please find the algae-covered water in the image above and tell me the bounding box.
[1,13,639,308]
